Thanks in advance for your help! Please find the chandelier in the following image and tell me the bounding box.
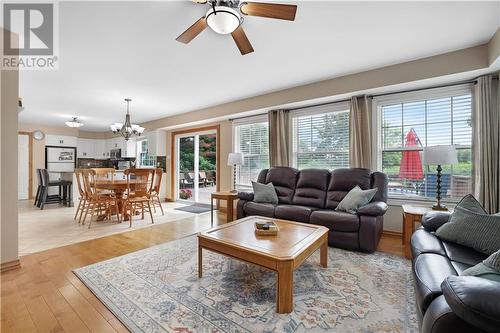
[110,98,144,141]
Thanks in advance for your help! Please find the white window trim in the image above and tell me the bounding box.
[371,84,474,203]
[290,101,351,169]
[232,115,269,189]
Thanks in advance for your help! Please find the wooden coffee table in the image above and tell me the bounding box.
[197,216,329,313]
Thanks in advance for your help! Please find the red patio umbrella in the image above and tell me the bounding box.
[399,128,424,180]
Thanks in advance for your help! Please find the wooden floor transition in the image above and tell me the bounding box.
[1,211,403,333]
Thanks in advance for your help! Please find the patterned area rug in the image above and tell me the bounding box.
[74,235,418,332]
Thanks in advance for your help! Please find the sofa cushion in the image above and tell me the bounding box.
[451,261,473,275]
[243,202,276,218]
[325,168,372,209]
[252,181,278,204]
[274,205,317,223]
[310,210,360,232]
[292,169,329,208]
[436,194,500,255]
[441,241,488,266]
[335,186,377,214]
[411,228,447,258]
[264,167,299,204]
[461,249,500,282]
[413,253,458,314]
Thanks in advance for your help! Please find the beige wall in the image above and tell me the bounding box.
[1,30,20,264]
[488,27,500,65]
[165,121,233,206]
[142,43,493,131]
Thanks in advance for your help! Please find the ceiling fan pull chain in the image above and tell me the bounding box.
[212,1,216,15]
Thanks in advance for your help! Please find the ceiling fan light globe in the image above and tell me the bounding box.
[206,6,241,35]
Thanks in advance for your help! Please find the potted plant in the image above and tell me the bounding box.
[179,189,192,200]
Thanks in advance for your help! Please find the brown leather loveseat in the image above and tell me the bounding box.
[237,167,388,252]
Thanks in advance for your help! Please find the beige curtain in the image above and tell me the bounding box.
[349,95,373,169]
[473,74,500,213]
[268,110,290,167]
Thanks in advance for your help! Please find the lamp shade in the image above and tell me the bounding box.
[424,145,458,165]
[227,152,244,166]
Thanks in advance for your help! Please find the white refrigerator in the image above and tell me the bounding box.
[46,146,76,172]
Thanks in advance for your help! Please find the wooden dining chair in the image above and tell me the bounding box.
[74,169,89,224]
[81,169,121,228]
[150,168,164,216]
[123,168,155,227]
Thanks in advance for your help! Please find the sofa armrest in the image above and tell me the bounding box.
[357,201,388,216]
[422,295,479,333]
[421,211,451,232]
[441,276,500,333]
[238,192,254,201]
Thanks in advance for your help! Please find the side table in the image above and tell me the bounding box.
[402,205,431,259]
[210,191,239,227]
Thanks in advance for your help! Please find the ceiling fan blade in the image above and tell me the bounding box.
[240,2,297,21]
[176,17,207,44]
[231,26,254,55]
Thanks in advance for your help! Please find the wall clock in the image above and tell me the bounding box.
[32,130,45,141]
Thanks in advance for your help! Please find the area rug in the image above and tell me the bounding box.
[74,235,418,332]
[174,204,211,214]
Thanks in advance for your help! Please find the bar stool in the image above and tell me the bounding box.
[37,169,73,209]
[34,169,42,206]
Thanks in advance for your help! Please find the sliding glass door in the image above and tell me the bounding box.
[176,131,217,204]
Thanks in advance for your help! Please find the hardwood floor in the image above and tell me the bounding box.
[1,211,403,333]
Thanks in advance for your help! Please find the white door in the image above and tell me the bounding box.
[18,134,29,200]
[175,130,217,204]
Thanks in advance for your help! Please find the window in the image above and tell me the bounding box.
[137,139,155,167]
[376,86,473,201]
[233,118,269,188]
[292,103,350,170]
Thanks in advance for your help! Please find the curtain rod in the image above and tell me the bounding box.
[230,73,498,122]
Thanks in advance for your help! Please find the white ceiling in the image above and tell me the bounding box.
[19,1,500,131]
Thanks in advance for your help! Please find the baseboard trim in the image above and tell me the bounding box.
[382,231,402,239]
[165,197,175,202]
[1,259,20,273]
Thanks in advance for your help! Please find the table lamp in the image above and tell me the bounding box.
[424,145,458,211]
[227,152,244,193]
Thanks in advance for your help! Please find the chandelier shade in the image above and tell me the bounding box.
[206,6,241,35]
[110,99,144,141]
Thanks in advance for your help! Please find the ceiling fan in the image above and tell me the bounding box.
[176,0,297,55]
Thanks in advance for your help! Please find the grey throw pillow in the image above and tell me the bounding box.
[436,195,500,255]
[252,181,279,204]
[461,249,500,283]
[335,186,378,214]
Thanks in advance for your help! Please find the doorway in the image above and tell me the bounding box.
[173,127,219,205]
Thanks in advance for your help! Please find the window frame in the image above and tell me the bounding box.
[290,101,351,170]
[372,84,474,203]
[232,115,269,190]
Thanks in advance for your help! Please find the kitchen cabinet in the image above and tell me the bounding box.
[94,140,107,159]
[46,134,77,147]
[77,138,94,158]
[76,137,137,159]
[143,130,166,156]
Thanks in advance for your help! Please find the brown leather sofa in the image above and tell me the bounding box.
[411,211,500,333]
[237,167,388,252]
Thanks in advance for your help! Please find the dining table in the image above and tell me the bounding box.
[94,179,145,221]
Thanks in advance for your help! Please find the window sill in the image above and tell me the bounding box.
[387,196,458,208]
